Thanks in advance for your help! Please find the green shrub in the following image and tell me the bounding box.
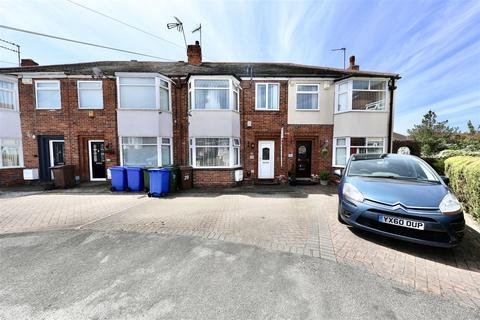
[444,156,480,222]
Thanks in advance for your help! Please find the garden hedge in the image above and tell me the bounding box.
[444,156,480,222]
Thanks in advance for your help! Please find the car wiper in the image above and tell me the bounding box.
[361,175,439,183]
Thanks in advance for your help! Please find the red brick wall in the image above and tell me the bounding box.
[193,169,236,187]
[0,168,24,186]
[18,78,119,182]
[240,80,333,183]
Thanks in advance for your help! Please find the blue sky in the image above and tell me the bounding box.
[0,0,479,133]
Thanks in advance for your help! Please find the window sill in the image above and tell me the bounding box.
[117,108,172,113]
[0,108,19,113]
[295,108,320,112]
[192,166,242,170]
[36,107,62,110]
[191,109,239,113]
[0,166,25,170]
[254,108,280,112]
[79,107,104,110]
[334,110,388,115]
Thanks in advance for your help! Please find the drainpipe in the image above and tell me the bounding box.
[280,127,284,167]
[387,77,397,153]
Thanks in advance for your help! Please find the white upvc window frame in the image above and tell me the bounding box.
[295,84,320,111]
[189,137,241,169]
[0,137,24,169]
[35,80,61,110]
[0,76,19,111]
[255,82,280,111]
[119,136,173,167]
[334,78,388,114]
[160,137,173,166]
[77,80,104,109]
[188,76,241,111]
[116,73,172,111]
[332,137,386,168]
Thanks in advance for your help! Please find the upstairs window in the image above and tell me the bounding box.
[35,80,61,109]
[0,79,16,111]
[118,76,170,110]
[189,77,240,110]
[78,81,103,109]
[352,80,386,111]
[256,83,279,110]
[296,84,319,110]
[335,79,387,113]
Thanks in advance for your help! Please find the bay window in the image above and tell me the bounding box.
[118,75,171,110]
[120,137,172,167]
[335,79,387,113]
[296,84,319,110]
[35,80,61,109]
[189,77,240,110]
[0,138,22,168]
[256,83,279,110]
[334,137,385,167]
[77,81,103,109]
[0,79,16,110]
[190,137,240,168]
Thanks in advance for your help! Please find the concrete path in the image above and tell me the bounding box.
[1,230,478,320]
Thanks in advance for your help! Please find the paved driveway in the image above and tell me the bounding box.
[0,185,479,310]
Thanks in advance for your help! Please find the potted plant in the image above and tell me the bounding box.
[319,170,330,186]
[288,171,297,186]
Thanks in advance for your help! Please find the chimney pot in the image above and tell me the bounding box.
[21,59,39,67]
[187,41,202,65]
[348,55,359,71]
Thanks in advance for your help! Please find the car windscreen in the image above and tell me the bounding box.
[347,156,439,182]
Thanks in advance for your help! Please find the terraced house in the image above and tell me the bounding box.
[0,42,400,187]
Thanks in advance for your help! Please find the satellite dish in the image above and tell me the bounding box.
[92,67,104,78]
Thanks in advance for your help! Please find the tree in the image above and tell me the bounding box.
[407,110,458,156]
[467,120,477,135]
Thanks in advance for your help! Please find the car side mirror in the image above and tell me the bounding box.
[440,176,449,185]
[334,169,343,178]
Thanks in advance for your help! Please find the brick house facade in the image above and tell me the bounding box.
[0,43,399,187]
[17,78,119,182]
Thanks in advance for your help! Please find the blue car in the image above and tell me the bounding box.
[336,153,465,248]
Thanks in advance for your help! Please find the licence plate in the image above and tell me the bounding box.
[378,215,425,230]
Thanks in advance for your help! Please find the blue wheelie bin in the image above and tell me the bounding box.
[110,166,127,191]
[147,168,170,197]
[126,167,144,192]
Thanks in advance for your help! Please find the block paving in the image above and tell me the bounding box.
[0,186,479,309]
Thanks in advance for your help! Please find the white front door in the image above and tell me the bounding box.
[258,140,275,179]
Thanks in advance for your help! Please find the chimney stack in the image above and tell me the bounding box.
[348,55,359,71]
[187,41,202,65]
[21,59,39,67]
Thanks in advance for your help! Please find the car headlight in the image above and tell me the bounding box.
[439,193,462,215]
[343,183,364,203]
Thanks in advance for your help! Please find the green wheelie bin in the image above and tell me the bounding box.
[164,165,180,193]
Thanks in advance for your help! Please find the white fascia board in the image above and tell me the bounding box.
[0,74,18,81]
[16,72,67,79]
[239,77,290,80]
[115,72,172,83]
